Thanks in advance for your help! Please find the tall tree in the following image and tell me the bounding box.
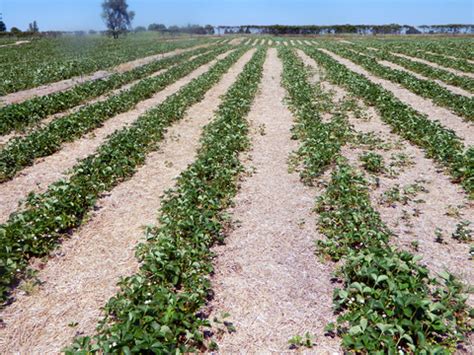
[101,0,135,39]
[28,20,39,33]
[0,21,6,32]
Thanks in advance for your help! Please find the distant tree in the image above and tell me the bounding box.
[28,20,39,33]
[0,21,6,32]
[168,25,180,33]
[134,26,146,32]
[148,23,166,31]
[11,27,22,35]
[101,0,135,39]
[204,24,215,35]
[89,29,98,35]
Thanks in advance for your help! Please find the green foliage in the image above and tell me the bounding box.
[360,152,385,173]
[380,181,428,206]
[278,46,349,184]
[302,46,473,196]
[330,45,474,122]
[101,0,135,39]
[452,220,472,243]
[280,44,473,350]
[0,45,213,135]
[65,48,266,352]
[391,45,474,74]
[364,46,474,94]
[0,36,212,95]
[0,47,249,303]
[0,46,229,182]
[317,163,472,352]
[288,332,315,349]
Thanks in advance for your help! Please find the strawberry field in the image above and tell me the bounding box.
[0,34,472,353]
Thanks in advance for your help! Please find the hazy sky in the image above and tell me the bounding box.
[0,0,473,31]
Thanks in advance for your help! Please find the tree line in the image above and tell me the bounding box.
[0,0,471,39]
[217,24,474,35]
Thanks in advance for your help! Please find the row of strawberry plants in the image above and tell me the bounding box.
[0,36,211,95]
[325,45,474,121]
[401,40,474,62]
[66,48,266,353]
[302,46,473,196]
[0,45,213,136]
[278,46,349,183]
[0,47,250,304]
[391,45,474,74]
[358,46,474,94]
[0,46,229,182]
[315,161,471,352]
[280,46,472,352]
[354,39,473,65]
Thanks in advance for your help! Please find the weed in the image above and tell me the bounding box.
[360,152,385,174]
[452,221,472,243]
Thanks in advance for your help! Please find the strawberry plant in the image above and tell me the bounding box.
[278,46,350,184]
[316,162,472,352]
[0,46,230,182]
[328,45,474,122]
[65,48,266,353]
[0,36,214,95]
[360,152,385,174]
[302,46,473,196]
[390,46,474,74]
[0,47,250,304]
[359,46,474,94]
[0,45,215,135]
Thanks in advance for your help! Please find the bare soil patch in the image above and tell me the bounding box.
[0,49,255,354]
[0,40,30,48]
[209,48,340,353]
[229,37,245,45]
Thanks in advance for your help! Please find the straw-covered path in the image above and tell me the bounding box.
[209,48,341,353]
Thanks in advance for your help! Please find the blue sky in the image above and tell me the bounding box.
[0,0,472,31]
